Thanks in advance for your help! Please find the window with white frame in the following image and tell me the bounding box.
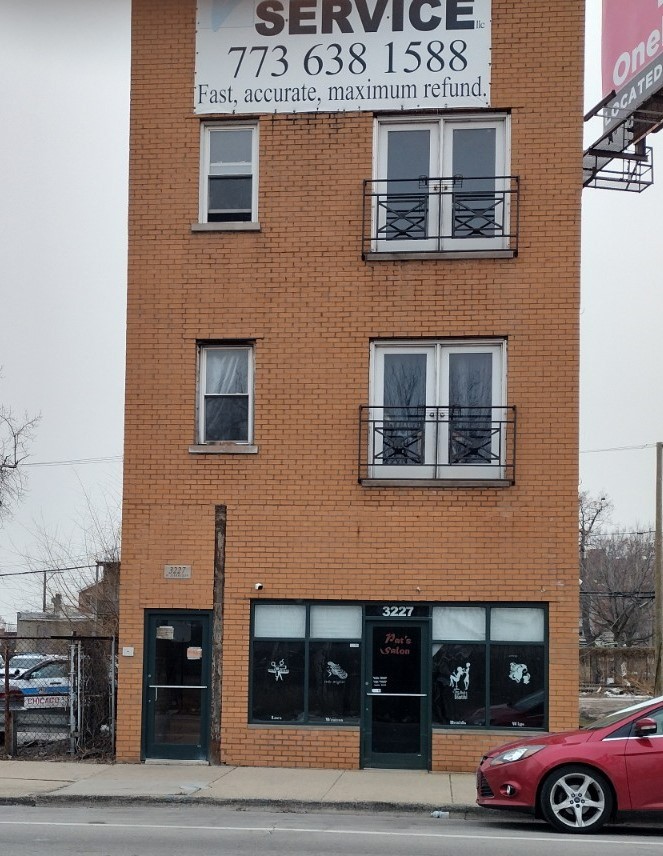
[198,344,253,444]
[366,339,511,480]
[369,115,512,253]
[200,124,258,223]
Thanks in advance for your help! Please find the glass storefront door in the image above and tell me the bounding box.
[143,611,211,761]
[362,620,430,769]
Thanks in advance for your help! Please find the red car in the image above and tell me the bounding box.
[476,695,663,833]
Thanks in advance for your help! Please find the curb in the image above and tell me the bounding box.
[0,793,483,815]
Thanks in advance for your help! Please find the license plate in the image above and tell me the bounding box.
[23,695,69,709]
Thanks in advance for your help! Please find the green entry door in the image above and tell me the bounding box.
[143,611,212,761]
[362,620,430,769]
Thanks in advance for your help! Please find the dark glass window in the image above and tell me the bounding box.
[308,642,361,723]
[432,643,486,727]
[489,645,545,728]
[205,396,248,442]
[250,604,361,726]
[250,641,305,723]
[432,605,547,730]
[208,177,253,222]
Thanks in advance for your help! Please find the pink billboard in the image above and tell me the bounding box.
[602,0,663,96]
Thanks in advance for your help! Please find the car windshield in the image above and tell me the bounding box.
[583,696,663,730]
[9,656,43,669]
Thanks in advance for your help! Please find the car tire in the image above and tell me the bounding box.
[540,765,613,833]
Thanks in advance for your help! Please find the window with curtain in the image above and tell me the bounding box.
[369,339,506,477]
[198,345,253,443]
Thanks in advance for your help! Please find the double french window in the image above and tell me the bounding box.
[362,340,514,481]
[365,115,516,256]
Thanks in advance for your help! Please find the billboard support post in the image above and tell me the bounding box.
[655,442,663,696]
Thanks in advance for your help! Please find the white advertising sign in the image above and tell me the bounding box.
[195,0,491,114]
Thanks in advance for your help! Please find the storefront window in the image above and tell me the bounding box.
[250,603,546,730]
[308,641,361,723]
[488,644,545,728]
[432,605,546,730]
[251,640,305,722]
[432,643,486,726]
[250,603,361,725]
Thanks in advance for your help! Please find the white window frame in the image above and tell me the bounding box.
[197,344,254,446]
[371,114,511,254]
[368,339,507,480]
[199,123,259,225]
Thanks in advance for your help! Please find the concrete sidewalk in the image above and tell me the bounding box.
[0,760,478,814]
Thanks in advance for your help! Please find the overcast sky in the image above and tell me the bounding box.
[0,0,662,624]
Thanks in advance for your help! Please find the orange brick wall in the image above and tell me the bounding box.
[118,0,584,772]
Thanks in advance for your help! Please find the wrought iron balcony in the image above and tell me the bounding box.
[362,175,519,258]
[358,405,516,484]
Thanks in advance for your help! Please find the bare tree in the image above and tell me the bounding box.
[579,491,612,645]
[0,404,39,520]
[582,531,654,647]
[22,489,121,635]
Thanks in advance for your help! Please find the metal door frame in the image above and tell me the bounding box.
[361,616,431,769]
[142,610,212,761]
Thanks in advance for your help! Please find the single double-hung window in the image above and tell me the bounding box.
[200,124,258,223]
[198,345,253,444]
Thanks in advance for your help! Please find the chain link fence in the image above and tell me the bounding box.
[1,636,116,759]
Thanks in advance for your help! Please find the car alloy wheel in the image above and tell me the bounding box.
[540,765,613,833]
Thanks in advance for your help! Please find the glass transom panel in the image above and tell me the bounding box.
[490,607,544,642]
[254,604,306,638]
[310,605,362,639]
[433,606,486,641]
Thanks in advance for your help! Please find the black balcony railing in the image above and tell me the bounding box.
[362,175,520,257]
[358,405,516,483]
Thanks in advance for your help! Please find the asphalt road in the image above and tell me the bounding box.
[0,805,662,856]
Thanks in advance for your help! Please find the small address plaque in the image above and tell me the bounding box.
[164,564,192,579]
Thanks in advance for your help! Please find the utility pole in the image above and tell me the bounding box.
[655,442,663,696]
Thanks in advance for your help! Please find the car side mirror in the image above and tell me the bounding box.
[634,717,658,738]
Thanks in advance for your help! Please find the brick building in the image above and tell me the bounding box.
[118,0,584,771]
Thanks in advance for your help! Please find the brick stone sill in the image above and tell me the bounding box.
[189,443,259,455]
